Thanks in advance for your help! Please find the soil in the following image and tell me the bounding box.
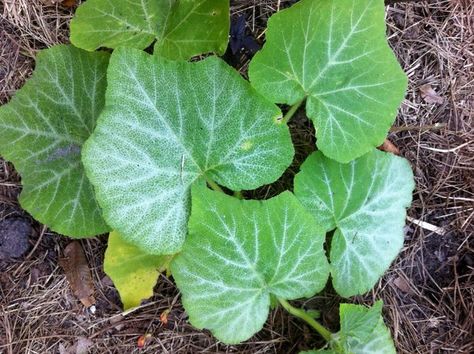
[1,0,473,353]
[0,217,31,259]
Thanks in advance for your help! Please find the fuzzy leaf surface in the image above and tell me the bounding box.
[104,231,171,309]
[0,45,110,237]
[171,186,330,344]
[82,48,294,254]
[70,0,229,60]
[294,150,414,297]
[249,0,407,162]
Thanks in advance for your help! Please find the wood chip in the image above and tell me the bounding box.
[59,241,96,308]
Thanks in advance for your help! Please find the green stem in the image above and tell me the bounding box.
[281,98,305,124]
[278,298,333,342]
[205,177,224,194]
[233,190,243,199]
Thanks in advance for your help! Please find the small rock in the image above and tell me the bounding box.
[0,217,31,259]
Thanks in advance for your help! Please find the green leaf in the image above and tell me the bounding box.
[294,150,414,297]
[104,231,171,309]
[331,302,396,353]
[70,0,229,60]
[171,186,330,344]
[82,48,294,254]
[340,300,382,341]
[248,0,407,163]
[0,45,110,237]
[153,0,230,59]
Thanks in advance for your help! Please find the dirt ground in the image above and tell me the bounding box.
[0,0,473,353]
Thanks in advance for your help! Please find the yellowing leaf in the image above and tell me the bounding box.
[104,231,172,309]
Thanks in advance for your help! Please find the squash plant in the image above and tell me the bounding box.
[0,0,414,352]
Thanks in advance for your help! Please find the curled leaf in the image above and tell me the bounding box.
[59,241,95,308]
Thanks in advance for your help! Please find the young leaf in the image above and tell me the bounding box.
[248,0,407,163]
[104,231,171,309]
[0,45,110,237]
[171,186,330,344]
[82,48,294,254]
[332,302,396,353]
[294,150,414,297]
[70,0,229,60]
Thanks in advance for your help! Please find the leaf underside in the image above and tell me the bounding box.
[249,0,408,163]
[294,150,414,297]
[171,186,330,344]
[104,231,170,309]
[70,0,229,60]
[0,45,110,237]
[82,48,294,254]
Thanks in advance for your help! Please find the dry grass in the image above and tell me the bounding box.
[1,0,473,353]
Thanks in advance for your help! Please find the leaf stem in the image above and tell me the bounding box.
[281,98,305,124]
[278,298,333,342]
[233,190,243,199]
[205,177,225,194]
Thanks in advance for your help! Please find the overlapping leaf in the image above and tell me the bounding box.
[294,150,414,297]
[70,0,229,60]
[171,186,330,344]
[249,0,407,163]
[331,302,396,353]
[82,48,294,254]
[304,302,395,353]
[0,45,110,237]
[104,231,171,309]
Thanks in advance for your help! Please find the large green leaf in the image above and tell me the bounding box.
[330,302,396,353]
[171,186,330,344]
[82,48,294,254]
[249,0,407,163]
[0,45,110,237]
[70,0,229,60]
[294,150,414,297]
[104,231,171,309]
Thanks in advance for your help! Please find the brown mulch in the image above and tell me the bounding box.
[1,0,473,353]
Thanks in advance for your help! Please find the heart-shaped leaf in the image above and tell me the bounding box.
[294,150,414,297]
[104,231,171,309]
[82,48,294,254]
[249,0,407,163]
[171,186,330,344]
[0,45,110,237]
[70,0,229,60]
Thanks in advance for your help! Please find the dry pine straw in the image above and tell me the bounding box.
[0,0,473,353]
